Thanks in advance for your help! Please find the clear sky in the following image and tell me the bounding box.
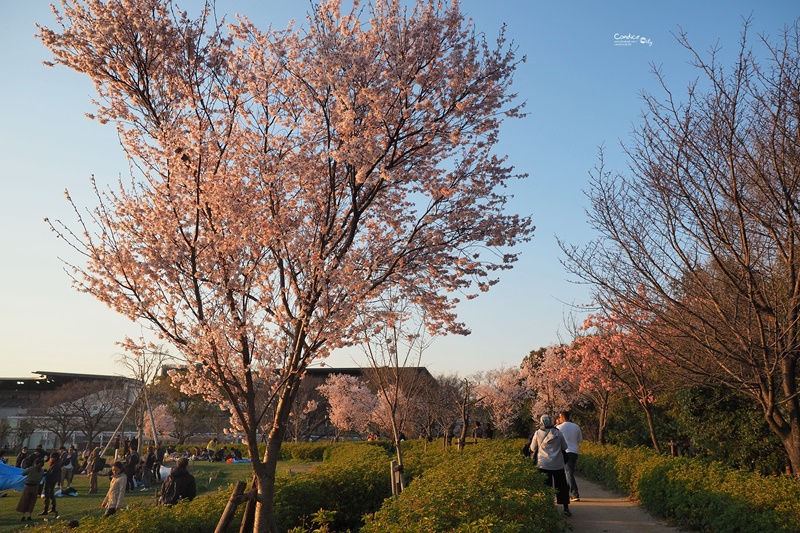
[1,1,796,379]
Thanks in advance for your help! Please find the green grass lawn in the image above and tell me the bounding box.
[0,459,315,533]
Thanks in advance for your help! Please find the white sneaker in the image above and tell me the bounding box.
[571,496,580,502]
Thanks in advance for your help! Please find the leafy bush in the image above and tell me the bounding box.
[29,489,238,533]
[280,441,331,462]
[579,441,800,532]
[361,440,562,533]
[275,442,392,532]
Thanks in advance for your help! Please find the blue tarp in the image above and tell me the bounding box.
[0,462,25,491]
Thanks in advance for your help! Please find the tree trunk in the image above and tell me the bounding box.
[641,402,661,454]
[252,438,281,533]
[457,418,469,451]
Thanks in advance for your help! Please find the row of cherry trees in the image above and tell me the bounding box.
[309,306,788,476]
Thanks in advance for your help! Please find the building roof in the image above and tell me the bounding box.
[0,371,130,392]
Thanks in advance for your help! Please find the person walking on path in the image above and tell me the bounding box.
[102,461,127,517]
[16,457,45,521]
[529,414,572,517]
[557,411,583,501]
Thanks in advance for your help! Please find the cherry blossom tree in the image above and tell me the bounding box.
[573,313,663,452]
[475,365,529,437]
[317,373,377,439]
[521,344,573,420]
[38,0,530,528]
[562,338,620,443]
[149,372,228,443]
[143,404,175,441]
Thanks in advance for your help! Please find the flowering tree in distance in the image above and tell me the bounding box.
[562,337,620,443]
[317,373,377,440]
[573,313,663,452]
[521,345,573,419]
[37,0,531,529]
[475,365,529,437]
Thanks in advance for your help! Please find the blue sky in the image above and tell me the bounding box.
[1,1,796,379]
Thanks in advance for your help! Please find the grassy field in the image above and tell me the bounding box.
[0,459,315,533]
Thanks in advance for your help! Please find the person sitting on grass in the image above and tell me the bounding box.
[159,457,196,505]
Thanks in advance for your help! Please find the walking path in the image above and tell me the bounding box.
[565,475,683,533]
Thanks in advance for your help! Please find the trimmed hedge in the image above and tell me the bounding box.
[28,489,238,533]
[275,443,392,531]
[579,441,800,532]
[361,440,563,533]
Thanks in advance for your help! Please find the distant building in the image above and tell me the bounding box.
[0,371,137,450]
[0,366,439,449]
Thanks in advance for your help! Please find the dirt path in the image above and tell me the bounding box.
[565,475,684,533]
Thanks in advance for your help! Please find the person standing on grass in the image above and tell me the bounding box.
[102,461,127,516]
[471,421,484,443]
[87,447,105,494]
[557,411,584,502]
[529,414,572,517]
[153,443,166,482]
[40,452,62,518]
[61,446,78,490]
[142,445,156,490]
[15,446,28,468]
[16,457,45,521]
[124,448,139,492]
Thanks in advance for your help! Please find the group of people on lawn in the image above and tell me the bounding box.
[14,439,197,521]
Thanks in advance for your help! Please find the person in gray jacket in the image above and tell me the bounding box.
[529,414,572,516]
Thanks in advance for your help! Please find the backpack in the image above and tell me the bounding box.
[160,475,180,505]
[521,434,533,457]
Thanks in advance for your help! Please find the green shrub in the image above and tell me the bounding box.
[579,441,800,532]
[361,440,562,533]
[29,489,238,533]
[274,442,392,532]
[280,441,330,462]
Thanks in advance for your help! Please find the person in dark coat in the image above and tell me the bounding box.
[159,457,196,505]
[40,452,61,518]
[15,446,28,468]
[124,450,139,492]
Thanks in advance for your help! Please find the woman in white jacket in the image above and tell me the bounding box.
[102,462,127,516]
[529,414,572,516]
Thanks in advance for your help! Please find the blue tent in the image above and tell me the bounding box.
[0,462,25,491]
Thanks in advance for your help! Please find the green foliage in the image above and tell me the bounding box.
[361,440,562,533]
[27,490,238,533]
[666,386,786,475]
[579,441,800,532]
[275,442,391,532]
[280,441,331,462]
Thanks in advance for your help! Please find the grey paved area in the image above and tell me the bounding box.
[565,475,684,533]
